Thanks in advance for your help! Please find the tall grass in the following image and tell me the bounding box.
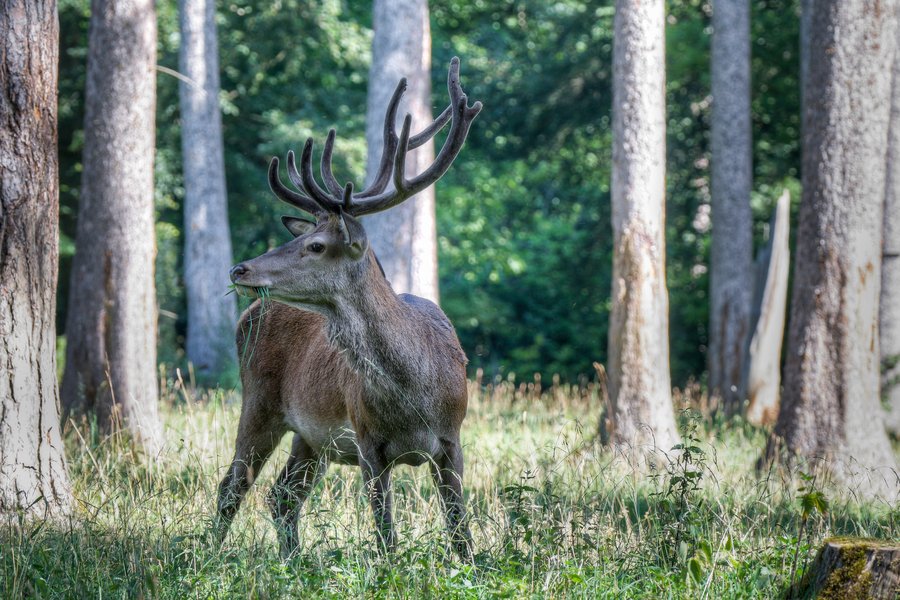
[1,377,897,598]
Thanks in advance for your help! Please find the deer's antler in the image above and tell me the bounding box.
[267,57,482,218]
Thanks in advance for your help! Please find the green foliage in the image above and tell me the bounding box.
[433,0,800,383]
[55,0,802,384]
[651,410,710,571]
[881,354,900,403]
[789,471,830,593]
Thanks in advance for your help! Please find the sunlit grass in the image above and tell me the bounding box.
[1,378,897,598]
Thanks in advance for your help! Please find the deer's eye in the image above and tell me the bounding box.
[308,242,326,254]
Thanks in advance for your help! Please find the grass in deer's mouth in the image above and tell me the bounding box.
[238,285,270,365]
[227,283,269,300]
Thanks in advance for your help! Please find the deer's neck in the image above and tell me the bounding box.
[325,253,427,399]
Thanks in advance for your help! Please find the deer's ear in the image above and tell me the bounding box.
[281,216,317,237]
[341,212,368,260]
[346,238,367,260]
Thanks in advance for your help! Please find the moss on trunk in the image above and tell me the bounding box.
[789,538,899,600]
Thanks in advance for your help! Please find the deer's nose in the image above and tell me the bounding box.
[230,263,250,282]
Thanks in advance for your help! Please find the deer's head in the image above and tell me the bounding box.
[230,57,482,312]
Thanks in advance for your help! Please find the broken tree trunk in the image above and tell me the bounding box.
[790,538,899,599]
[742,190,790,426]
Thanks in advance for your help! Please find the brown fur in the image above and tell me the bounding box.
[215,225,473,559]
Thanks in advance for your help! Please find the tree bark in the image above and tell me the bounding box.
[882,26,900,436]
[364,0,439,303]
[800,0,812,103]
[0,0,72,518]
[789,539,899,600]
[709,0,753,412]
[768,0,899,500]
[179,0,237,383]
[744,190,790,426]
[608,0,680,455]
[61,0,163,453]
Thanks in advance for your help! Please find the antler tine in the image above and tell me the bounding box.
[320,129,345,197]
[337,182,354,245]
[447,56,464,106]
[342,181,354,210]
[348,57,482,217]
[355,78,406,199]
[392,114,413,196]
[287,140,343,212]
[268,156,323,215]
[408,104,452,150]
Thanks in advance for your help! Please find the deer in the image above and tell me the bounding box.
[215,58,482,560]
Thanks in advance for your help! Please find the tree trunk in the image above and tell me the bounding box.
[0,0,72,518]
[789,539,899,600]
[767,0,899,500]
[882,26,900,436]
[709,0,753,413]
[61,0,163,453]
[799,0,812,104]
[179,0,237,383]
[744,190,790,426]
[364,0,439,303]
[608,0,680,455]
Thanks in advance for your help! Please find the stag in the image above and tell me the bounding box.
[216,58,482,559]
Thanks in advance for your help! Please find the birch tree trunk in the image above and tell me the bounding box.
[709,0,753,412]
[608,0,680,455]
[364,0,439,303]
[179,0,237,382]
[768,0,899,500]
[883,32,900,436]
[61,0,163,453]
[0,0,72,519]
[743,190,790,426]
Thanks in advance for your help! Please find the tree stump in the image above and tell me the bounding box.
[790,538,900,599]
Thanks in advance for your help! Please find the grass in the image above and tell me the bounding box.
[1,378,897,598]
[235,285,271,366]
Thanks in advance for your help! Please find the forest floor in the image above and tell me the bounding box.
[1,377,898,598]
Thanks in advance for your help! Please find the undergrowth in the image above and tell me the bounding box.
[1,379,897,598]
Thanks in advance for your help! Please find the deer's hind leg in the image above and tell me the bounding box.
[267,434,328,559]
[214,382,286,543]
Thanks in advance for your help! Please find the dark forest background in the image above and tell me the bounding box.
[56,0,800,385]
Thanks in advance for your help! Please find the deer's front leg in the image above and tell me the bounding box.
[430,437,473,560]
[214,388,285,544]
[359,444,395,553]
[214,429,282,543]
[267,434,327,559]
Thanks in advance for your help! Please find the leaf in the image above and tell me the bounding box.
[800,490,829,517]
[756,566,774,589]
[678,540,689,562]
[697,539,713,563]
[567,572,584,584]
[687,557,705,583]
